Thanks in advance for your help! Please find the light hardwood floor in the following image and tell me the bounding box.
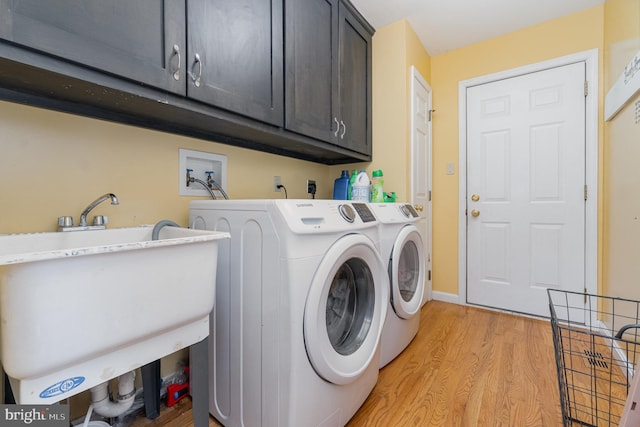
[349,301,562,426]
[131,301,564,426]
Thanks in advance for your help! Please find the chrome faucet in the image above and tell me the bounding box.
[58,193,119,231]
[79,193,119,226]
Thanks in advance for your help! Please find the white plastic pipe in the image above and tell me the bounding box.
[90,371,136,418]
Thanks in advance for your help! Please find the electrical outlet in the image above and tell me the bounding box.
[274,176,282,192]
[307,179,316,194]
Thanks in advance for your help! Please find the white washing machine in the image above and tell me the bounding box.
[368,203,425,368]
[189,199,389,427]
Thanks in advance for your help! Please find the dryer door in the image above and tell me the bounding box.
[390,225,425,319]
[304,234,388,385]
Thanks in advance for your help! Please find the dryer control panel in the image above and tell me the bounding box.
[400,204,419,218]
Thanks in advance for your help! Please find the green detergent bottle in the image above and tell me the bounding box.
[370,170,384,203]
[347,169,358,200]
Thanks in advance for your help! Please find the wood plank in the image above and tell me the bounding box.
[347,301,563,426]
[130,301,565,426]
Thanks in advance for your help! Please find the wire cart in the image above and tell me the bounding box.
[548,289,640,426]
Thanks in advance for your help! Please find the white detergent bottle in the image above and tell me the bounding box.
[351,170,370,201]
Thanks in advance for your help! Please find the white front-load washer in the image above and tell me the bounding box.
[368,203,425,368]
[189,199,388,427]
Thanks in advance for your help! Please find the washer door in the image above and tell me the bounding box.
[304,234,388,385]
[390,225,425,319]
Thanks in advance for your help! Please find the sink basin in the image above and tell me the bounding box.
[0,225,229,404]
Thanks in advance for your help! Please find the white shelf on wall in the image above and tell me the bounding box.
[605,49,640,121]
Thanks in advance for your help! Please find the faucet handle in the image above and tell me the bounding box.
[58,216,74,227]
[93,215,108,226]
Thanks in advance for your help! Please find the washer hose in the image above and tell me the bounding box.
[152,220,180,240]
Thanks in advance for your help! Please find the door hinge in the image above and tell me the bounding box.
[428,109,435,122]
[584,81,588,97]
[428,190,432,201]
[584,287,588,303]
[584,184,588,201]
[428,270,432,281]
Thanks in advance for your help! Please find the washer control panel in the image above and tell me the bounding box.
[338,204,356,223]
[351,203,376,223]
[275,199,379,234]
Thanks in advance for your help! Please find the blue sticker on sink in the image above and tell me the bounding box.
[39,376,85,399]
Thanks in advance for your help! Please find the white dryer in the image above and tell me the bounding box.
[368,203,425,368]
[189,199,389,427]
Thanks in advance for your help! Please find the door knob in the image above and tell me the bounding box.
[471,194,480,202]
[414,205,424,212]
[470,209,480,217]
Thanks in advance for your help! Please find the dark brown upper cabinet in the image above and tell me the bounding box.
[0,0,372,164]
[0,0,187,95]
[186,0,284,126]
[285,0,372,156]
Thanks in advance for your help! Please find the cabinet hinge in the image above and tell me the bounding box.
[584,81,588,97]
[428,270,432,281]
[428,190,432,201]
[584,184,588,201]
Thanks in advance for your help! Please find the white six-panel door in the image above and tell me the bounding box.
[466,62,586,317]
[410,66,433,305]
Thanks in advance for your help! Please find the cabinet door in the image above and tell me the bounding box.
[285,0,339,142]
[187,0,283,126]
[0,0,186,95]
[338,2,372,155]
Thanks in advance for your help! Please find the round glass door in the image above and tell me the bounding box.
[326,258,375,355]
[304,234,388,385]
[390,226,425,319]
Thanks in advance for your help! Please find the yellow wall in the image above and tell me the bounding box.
[604,0,640,85]
[0,101,332,234]
[603,0,640,300]
[429,5,605,295]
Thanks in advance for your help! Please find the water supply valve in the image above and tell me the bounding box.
[58,216,74,228]
[93,215,108,226]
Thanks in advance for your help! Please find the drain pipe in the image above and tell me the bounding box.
[140,219,182,419]
[90,371,136,418]
[88,221,180,420]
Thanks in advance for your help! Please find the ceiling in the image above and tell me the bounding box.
[349,0,605,56]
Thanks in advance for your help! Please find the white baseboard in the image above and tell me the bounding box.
[596,319,635,380]
[431,291,460,305]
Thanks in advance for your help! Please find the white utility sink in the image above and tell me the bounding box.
[0,225,229,404]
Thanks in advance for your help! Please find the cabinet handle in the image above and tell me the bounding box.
[190,53,202,87]
[334,117,340,137]
[172,44,181,81]
[340,121,346,139]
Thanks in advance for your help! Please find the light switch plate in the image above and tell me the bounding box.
[446,162,455,175]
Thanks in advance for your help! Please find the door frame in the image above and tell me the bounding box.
[457,49,599,308]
